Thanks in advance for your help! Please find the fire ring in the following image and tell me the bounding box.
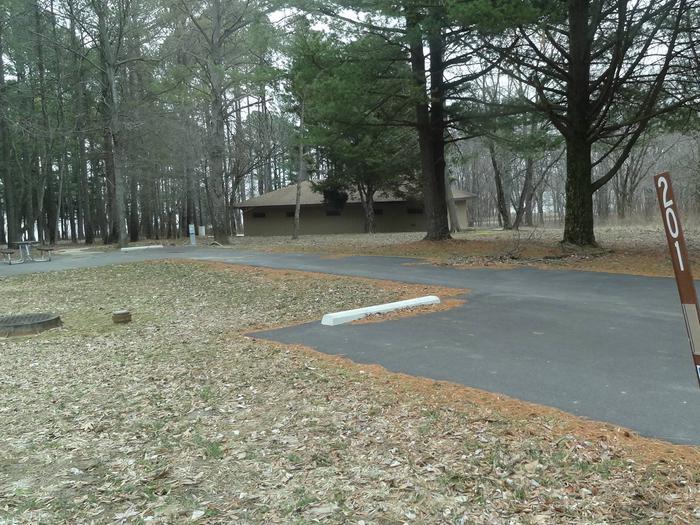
[0,313,63,337]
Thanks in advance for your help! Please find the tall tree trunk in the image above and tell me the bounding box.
[198,181,205,229]
[596,186,610,221]
[129,172,139,241]
[563,136,594,244]
[624,191,635,219]
[616,174,629,220]
[69,196,77,242]
[111,86,127,246]
[77,136,93,242]
[88,140,106,240]
[184,113,197,233]
[35,2,51,245]
[0,23,18,244]
[48,154,64,244]
[0,201,5,245]
[360,184,376,233]
[562,0,595,245]
[406,10,450,241]
[524,181,535,227]
[95,0,127,247]
[537,189,545,224]
[292,99,305,239]
[103,124,116,243]
[142,179,154,239]
[513,157,534,229]
[426,14,451,240]
[205,0,230,244]
[48,0,66,245]
[489,143,512,229]
[71,17,94,243]
[25,158,37,241]
[185,164,196,231]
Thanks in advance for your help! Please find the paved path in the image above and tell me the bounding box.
[2,247,699,444]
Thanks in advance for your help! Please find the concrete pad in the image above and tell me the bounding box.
[321,296,440,326]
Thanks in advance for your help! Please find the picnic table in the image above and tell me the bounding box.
[15,241,38,262]
[2,242,54,264]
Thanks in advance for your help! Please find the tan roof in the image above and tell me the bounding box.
[235,181,476,208]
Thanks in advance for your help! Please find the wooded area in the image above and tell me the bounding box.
[1,0,699,247]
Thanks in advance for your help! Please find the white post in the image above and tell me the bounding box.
[189,224,196,246]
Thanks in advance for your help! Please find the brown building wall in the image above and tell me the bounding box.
[240,201,469,236]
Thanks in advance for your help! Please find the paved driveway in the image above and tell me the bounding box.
[2,247,698,444]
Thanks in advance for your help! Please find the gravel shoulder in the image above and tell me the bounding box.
[1,261,698,523]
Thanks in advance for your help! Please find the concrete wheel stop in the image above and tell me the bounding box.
[321,296,441,326]
[0,313,63,337]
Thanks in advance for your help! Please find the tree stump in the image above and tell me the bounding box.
[112,310,132,324]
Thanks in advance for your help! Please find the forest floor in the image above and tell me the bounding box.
[1,261,699,523]
[223,223,700,278]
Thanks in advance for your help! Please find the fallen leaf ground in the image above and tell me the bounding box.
[219,224,700,278]
[1,261,698,524]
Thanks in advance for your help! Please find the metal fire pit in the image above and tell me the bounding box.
[0,313,62,337]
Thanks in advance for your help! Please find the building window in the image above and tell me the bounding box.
[326,210,341,216]
[407,207,424,215]
[373,208,384,215]
[252,211,266,218]
[286,211,295,218]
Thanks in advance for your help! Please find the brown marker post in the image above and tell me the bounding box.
[654,172,700,388]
